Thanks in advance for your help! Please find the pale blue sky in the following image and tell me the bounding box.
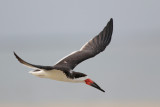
[0,0,160,104]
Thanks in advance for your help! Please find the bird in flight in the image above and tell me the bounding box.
[14,18,113,92]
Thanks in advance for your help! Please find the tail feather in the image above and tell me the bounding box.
[29,69,45,78]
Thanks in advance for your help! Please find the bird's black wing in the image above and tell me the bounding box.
[14,52,53,70]
[54,18,113,70]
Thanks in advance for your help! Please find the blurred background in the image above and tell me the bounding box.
[0,0,160,107]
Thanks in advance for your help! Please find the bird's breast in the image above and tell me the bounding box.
[29,69,83,83]
[45,69,69,81]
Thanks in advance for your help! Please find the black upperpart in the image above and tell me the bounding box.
[54,18,113,70]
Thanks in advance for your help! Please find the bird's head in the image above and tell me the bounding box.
[84,78,105,92]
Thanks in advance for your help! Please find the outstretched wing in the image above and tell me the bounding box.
[14,52,53,70]
[54,18,113,70]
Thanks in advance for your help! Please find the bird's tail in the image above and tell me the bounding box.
[29,69,46,78]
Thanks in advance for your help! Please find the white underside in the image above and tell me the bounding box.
[29,69,88,83]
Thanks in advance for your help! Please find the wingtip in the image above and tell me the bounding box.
[13,51,18,58]
[13,51,16,56]
[105,18,113,27]
[13,51,23,63]
[110,18,113,24]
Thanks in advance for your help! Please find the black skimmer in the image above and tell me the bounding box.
[14,18,113,92]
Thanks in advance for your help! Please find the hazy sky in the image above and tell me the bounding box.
[0,0,160,105]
